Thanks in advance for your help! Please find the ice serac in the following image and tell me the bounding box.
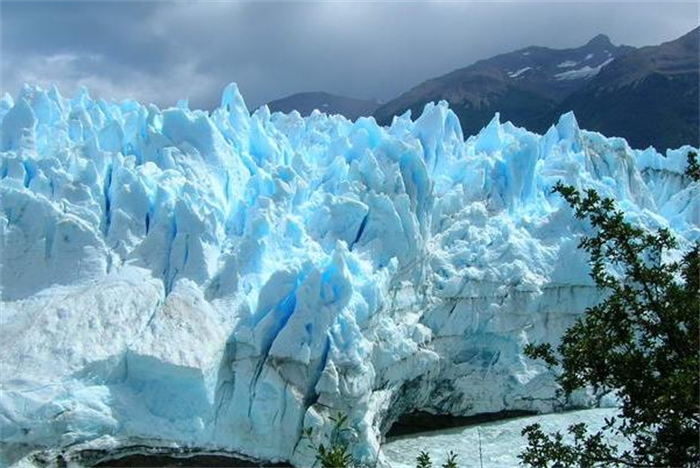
[0,84,698,467]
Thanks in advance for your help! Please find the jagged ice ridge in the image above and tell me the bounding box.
[0,83,698,467]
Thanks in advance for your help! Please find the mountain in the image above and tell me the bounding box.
[266,91,379,120]
[374,34,633,137]
[2,84,698,467]
[547,27,700,150]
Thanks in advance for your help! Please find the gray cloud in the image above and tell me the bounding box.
[1,1,698,110]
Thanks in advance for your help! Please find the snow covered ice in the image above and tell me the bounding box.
[0,83,698,467]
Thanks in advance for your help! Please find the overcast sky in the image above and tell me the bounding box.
[1,1,698,110]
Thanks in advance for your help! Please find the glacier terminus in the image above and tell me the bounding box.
[0,83,698,467]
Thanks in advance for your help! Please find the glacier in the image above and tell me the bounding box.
[0,83,698,467]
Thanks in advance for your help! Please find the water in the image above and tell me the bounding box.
[382,408,622,468]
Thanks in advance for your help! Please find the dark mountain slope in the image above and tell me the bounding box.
[548,27,699,150]
[266,92,379,120]
[374,34,633,136]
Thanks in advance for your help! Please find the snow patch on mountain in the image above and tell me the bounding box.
[557,60,579,68]
[0,84,697,467]
[508,67,532,78]
[555,58,615,80]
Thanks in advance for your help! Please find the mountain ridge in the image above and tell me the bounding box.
[374,28,699,150]
[547,27,699,149]
[373,32,634,135]
[266,91,379,120]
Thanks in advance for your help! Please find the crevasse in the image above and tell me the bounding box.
[0,83,697,467]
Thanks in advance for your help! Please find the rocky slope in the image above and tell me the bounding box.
[549,27,699,150]
[374,34,633,138]
[266,92,379,121]
[375,28,699,150]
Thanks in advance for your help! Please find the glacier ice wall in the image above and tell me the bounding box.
[0,84,698,467]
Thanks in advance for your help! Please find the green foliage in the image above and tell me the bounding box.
[521,179,700,467]
[522,342,558,368]
[415,450,461,468]
[521,422,622,468]
[304,413,356,468]
[441,451,459,468]
[416,450,432,468]
[686,150,700,182]
[305,414,462,468]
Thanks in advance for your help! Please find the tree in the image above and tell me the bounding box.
[520,152,700,467]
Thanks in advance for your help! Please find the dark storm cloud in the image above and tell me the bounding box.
[1,1,698,110]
